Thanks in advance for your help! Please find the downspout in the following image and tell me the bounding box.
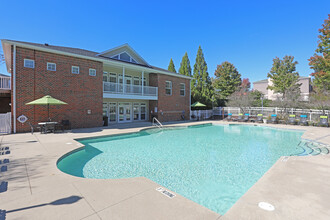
[13,44,16,133]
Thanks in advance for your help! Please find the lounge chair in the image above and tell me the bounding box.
[256,114,263,123]
[299,115,308,126]
[226,113,232,121]
[234,113,243,122]
[242,113,249,122]
[286,115,297,125]
[28,122,42,134]
[318,116,329,127]
[267,114,278,124]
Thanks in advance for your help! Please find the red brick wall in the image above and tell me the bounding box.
[149,73,190,122]
[12,46,103,132]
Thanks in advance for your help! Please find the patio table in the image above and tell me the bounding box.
[38,122,58,134]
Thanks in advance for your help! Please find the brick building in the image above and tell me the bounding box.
[1,40,192,133]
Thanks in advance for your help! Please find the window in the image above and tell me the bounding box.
[133,77,140,85]
[109,73,117,83]
[103,103,108,116]
[111,52,139,64]
[24,59,35,68]
[165,81,172,95]
[133,103,140,120]
[180,83,185,96]
[89,68,96,76]
[103,72,108,82]
[140,103,147,120]
[47,62,56,71]
[72,66,79,74]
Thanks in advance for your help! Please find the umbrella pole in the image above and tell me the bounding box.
[48,104,50,121]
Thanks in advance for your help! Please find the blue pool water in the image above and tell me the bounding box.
[57,124,304,214]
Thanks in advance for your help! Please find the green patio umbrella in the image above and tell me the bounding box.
[191,101,206,107]
[26,95,68,121]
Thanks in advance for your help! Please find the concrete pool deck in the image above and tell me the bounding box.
[0,121,329,219]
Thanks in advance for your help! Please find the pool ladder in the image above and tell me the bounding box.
[152,117,163,129]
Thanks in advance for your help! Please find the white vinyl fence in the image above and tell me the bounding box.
[0,112,11,134]
[190,109,216,120]
[224,107,330,121]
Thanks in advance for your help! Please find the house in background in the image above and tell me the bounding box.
[253,76,312,101]
[1,39,192,133]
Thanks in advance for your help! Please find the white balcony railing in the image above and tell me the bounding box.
[0,76,11,90]
[103,82,158,97]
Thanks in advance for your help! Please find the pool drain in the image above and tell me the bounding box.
[258,202,275,211]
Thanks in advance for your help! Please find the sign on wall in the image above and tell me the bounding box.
[17,115,28,124]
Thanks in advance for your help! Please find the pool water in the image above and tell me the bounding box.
[57,124,304,214]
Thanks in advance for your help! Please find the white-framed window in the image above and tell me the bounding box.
[111,52,139,64]
[47,62,56,71]
[103,71,108,82]
[133,76,140,85]
[109,73,117,83]
[180,83,185,96]
[165,81,172,95]
[89,68,96,76]
[72,66,79,74]
[24,59,35,68]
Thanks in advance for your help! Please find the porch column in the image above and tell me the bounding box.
[141,71,144,96]
[123,66,125,94]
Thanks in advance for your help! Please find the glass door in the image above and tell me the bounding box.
[118,103,132,123]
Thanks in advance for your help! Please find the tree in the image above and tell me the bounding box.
[167,58,176,73]
[267,55,301,100]
[213,61,242,99]
[309,14,330,92]
[178,52,192,76]
[241,78,251,92]
[191,46,213,107]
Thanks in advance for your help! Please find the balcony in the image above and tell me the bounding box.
[0,76,11,91]
[103,82,158,100]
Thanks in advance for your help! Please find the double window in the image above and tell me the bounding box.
[24,59,35,68]
[72,66,79,74]
[165,81,172,95]
[180,83,185,96]
[47,62,56,71]
[89,68,96,76]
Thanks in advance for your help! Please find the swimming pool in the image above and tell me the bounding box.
[57,124,305,214]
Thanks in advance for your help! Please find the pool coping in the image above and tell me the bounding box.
[1,120,330,219]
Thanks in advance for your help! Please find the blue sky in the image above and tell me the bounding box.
[0,0,329,85]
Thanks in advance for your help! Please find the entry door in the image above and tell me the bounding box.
[118,103,132,123]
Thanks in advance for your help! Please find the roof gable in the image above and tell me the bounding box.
[98,44,150,66]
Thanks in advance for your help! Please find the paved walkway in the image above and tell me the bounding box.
[0,121,329,219]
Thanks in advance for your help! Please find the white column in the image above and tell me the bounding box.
[122,66,125,94]
[141,71,144,96]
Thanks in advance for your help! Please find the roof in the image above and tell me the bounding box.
[253,76,310,84]
[1,39,192,79]
[253,79,268,84]
[0,73,10,77]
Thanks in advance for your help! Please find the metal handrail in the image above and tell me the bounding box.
[152,117,163,128]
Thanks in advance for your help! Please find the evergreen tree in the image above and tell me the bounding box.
[192,46,213,107]
[267,55,301,99]
[213,61,242,99]
[178,52,192,76]
[167,58,176,73]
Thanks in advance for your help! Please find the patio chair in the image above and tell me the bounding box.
[234,113,243,122]
[226,113,232,121]
[267,114,278,124]
[256,114,263,123]
[61,120,71,130]
[286,115,297,125]
[242,113,250,122]
[299,115,308,126]
[318,116,329,127]
[28,122,42,134]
